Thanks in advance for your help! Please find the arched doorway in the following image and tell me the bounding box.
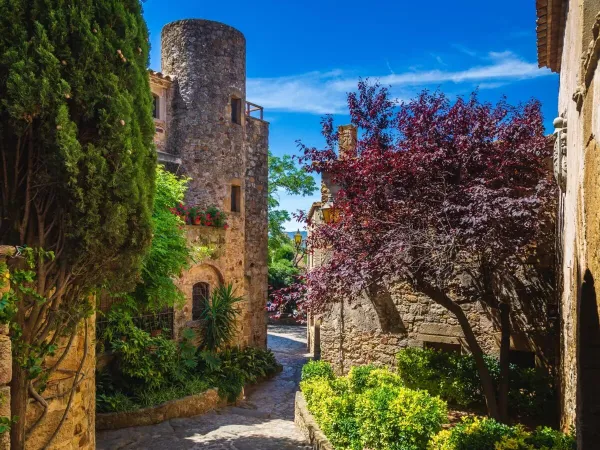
[578,269,600,447]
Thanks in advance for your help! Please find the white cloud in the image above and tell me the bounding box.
[247,51,552,116]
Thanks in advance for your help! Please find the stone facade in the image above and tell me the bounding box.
[25,318,96,450]
[150,19,269,348]
[0,248,12,450]
[536,0,600,445]
[0,245,95,450]
[307,125,556,375]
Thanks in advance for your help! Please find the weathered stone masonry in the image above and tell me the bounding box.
[536,0,600,445]
[151,19,269,348]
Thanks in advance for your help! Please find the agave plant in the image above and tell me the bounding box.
[200,283,241,351]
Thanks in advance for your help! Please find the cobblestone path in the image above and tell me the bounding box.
[97,325,312,449]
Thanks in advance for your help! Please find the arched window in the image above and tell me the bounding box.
[192,282,210,320]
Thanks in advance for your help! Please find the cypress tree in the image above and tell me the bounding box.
[0,0,156,447]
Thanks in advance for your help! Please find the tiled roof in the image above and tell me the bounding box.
[536,0,567,72]
[148,69,172,81]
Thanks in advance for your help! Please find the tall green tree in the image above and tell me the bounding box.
[0,1,155,447]
[267,151,315,296]
[130,166,190,312]
[268,151,316,242]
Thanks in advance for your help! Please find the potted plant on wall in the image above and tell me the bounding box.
[188,206,202,225]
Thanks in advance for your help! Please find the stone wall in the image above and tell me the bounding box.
[314,278,555,375]
[0,248,12,450]
[547,0,600,442]
[25,318,96,450]
[0,247,95,450]
[243,117,269,347]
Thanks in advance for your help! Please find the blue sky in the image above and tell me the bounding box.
[143,0,559,231]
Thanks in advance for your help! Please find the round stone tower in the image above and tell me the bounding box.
[161,19,247,207]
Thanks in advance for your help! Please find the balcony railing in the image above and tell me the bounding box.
[245,101,264,120]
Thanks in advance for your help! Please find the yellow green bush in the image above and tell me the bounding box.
[301,362,446,450]
[428,417,575,450]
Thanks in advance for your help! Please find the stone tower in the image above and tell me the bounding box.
[156,19,269,347]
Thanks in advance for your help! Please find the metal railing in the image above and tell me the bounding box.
[245,101,264,120]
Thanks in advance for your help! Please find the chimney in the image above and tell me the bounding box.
[338,124,357,159]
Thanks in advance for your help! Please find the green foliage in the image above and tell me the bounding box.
[0,0,156,294]
[0,261,16,324]
[301,363,446,450]
[356,384,447,450]
[302,377,362,450]
[199,283,241,352]
[203,346,281,402]
[268,257,300,291]
[101,309,197,389]
[428,418,575,450]
[523,427,577,450]
[96,392,139,413]
[301,360,335,382]
[396,348,555,418]
[268,151,316,240]
[131,166,191,311]
[134,376,211,409]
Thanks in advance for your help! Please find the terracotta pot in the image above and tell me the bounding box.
[150,329,162,337]
[193,217,201,225]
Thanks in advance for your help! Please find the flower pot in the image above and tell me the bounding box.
[193,217,201,225]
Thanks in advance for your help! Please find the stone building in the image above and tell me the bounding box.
[149,19,269,348]
[535,0,600,445]
[306,125,556,376]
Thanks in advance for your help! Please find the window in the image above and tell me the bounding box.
[509,350,536,369]
[152,94,160,119]
[192,282,210,321]
[424,341,461,354]
[231,185,241,212]
[231,97,242,124]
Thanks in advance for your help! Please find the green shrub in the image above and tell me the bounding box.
[397,347,555,418]
[347,364,377,393]
[201,347,281,402]
[356,384,447,450]
[199,283,241,352]
[97,392,140,413]
[301,377,362,450]
[108,316,179,389]
[301,360,335,381]
[301,364,446,450]
[521,427,576,450]
[134,376,211,408]
[428,418,575,450]
[429,417,515,450]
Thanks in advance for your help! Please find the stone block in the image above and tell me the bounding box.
[418,323,464,337]
[0,335,11,385]
[0,386,10,417]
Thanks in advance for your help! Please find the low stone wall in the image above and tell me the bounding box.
[96,388,230,430]
[294,391,334,450]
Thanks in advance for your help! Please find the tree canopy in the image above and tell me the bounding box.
[0,0,156,446]
[268,151,316,241]
[300,82,555,421]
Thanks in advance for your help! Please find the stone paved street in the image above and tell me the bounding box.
[96,325,312,449]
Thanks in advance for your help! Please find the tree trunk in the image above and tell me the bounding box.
[421,284,501,420]
[498,301,511,423]
[10,364,28,450]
